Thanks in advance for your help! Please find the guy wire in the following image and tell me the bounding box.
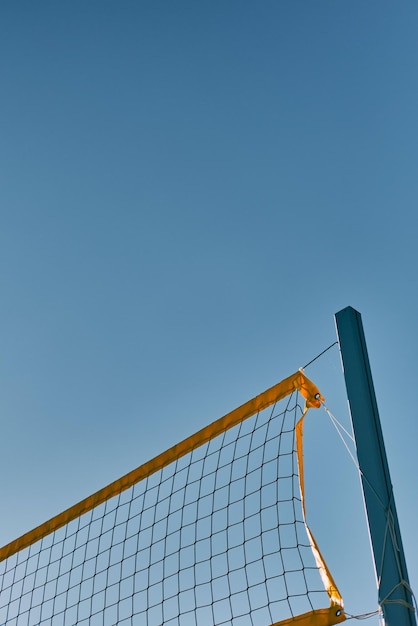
[302,341,339,369]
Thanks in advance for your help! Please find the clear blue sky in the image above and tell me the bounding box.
[1,2,417,624]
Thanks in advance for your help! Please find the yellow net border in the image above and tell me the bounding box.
[0,370,346,626]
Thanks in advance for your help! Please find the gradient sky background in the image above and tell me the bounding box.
[1,2,417,624]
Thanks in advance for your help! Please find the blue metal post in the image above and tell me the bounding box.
[335,307,416,626]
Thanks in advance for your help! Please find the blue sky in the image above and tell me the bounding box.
[1,1,417,624]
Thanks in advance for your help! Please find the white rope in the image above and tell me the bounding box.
[322,403,387,510]
[322,404,358,467]
[345,609,382,620]
[380,579,416,611]
[323,405,355,443]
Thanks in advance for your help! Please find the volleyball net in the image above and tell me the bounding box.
[0,371,345,626]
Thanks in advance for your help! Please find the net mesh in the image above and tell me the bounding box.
[0,382,340,626]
